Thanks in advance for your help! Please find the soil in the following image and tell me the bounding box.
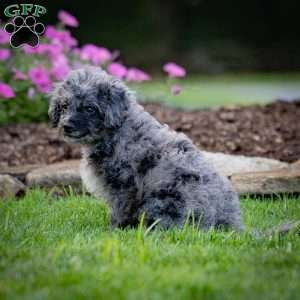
[0,100,299,168]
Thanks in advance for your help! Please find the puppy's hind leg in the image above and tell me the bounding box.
[138,195,186,230]
[109,194,140,229]
[216,193,244,232]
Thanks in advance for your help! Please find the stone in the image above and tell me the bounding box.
[230,164,300,195]
[0,164,42,182]
[292,159,300,168]
[26,160,81,188]
[202,151,288,176]
[0,175,26,199]
[23,153,299,195]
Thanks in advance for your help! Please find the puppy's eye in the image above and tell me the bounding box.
[85,106,95,113]
[61,103,68,110]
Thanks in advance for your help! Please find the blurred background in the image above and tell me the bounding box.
[0,1,299,171]
[2,0,300,73]
[1,0,300,107]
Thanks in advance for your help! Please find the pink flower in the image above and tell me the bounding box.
[44,26,58,40]
[50,63,70,81]
[46,44,64,60]
[58,10,79,27]
[163,62,186,78]
[80,44,112,65]
[0,82,15,99]
[23,45,38,55]
[60,32,77,48]
[170,84,182,95]
[45,26,77,48]
[23,43,64,61]
[13,68,28,80]
[28,66,49,85]
[53,53,68,65]
[0,29,10,44]
[36,81,52,93]
[107,63,127,79]
[0,48,10,60]
[35,44,54,55]
[126,68,150,82]
[28,65,52,93]
[25,43,50,55]
[39,44,64,60]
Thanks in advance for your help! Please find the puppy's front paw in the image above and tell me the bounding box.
[109,216,119,229]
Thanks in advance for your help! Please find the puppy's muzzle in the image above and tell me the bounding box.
[63,122,76,135]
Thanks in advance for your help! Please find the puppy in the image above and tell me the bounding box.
[49,67,243,230]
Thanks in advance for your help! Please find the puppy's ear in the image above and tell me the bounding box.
[48,85,61,128]
[48,101,61,128]
[99,85,129,129]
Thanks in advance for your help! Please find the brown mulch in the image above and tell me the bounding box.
[0,100,300,168]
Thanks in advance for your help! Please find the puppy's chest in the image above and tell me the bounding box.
[80,158,108,199]
[80,155,137,200]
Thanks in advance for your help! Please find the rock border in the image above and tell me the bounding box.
[0,153,299,199]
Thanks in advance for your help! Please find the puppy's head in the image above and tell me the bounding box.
[48,67,130,144]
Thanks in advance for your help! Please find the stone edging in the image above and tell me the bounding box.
[0,153,299,199]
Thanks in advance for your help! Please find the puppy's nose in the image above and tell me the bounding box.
[63,122,76,133]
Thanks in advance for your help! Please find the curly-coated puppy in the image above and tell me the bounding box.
[49,67,243,230]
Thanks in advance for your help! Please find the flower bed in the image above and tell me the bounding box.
[0,10,185,125]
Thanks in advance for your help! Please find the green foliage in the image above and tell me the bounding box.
[0,96,48,125]
[0,79,48,125]
[0,190,300,300]
[0,46,50,125]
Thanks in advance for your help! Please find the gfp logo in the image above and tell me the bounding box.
[3,4,47,48]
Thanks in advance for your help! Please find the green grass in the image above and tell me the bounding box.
[134,73,300,108]
[1,72,300,299]
[1,189,300,300]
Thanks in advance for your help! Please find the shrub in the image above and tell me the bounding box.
[0,10,186,125]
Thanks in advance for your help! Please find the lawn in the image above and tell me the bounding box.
[1,73,300,299]
[134,73,300,108]
[0,189,300,300]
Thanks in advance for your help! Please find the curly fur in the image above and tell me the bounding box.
[49,66,243,230]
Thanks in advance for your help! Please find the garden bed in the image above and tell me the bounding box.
[0,100,299,168]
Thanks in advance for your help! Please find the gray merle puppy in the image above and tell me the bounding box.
[49,67,243,231]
